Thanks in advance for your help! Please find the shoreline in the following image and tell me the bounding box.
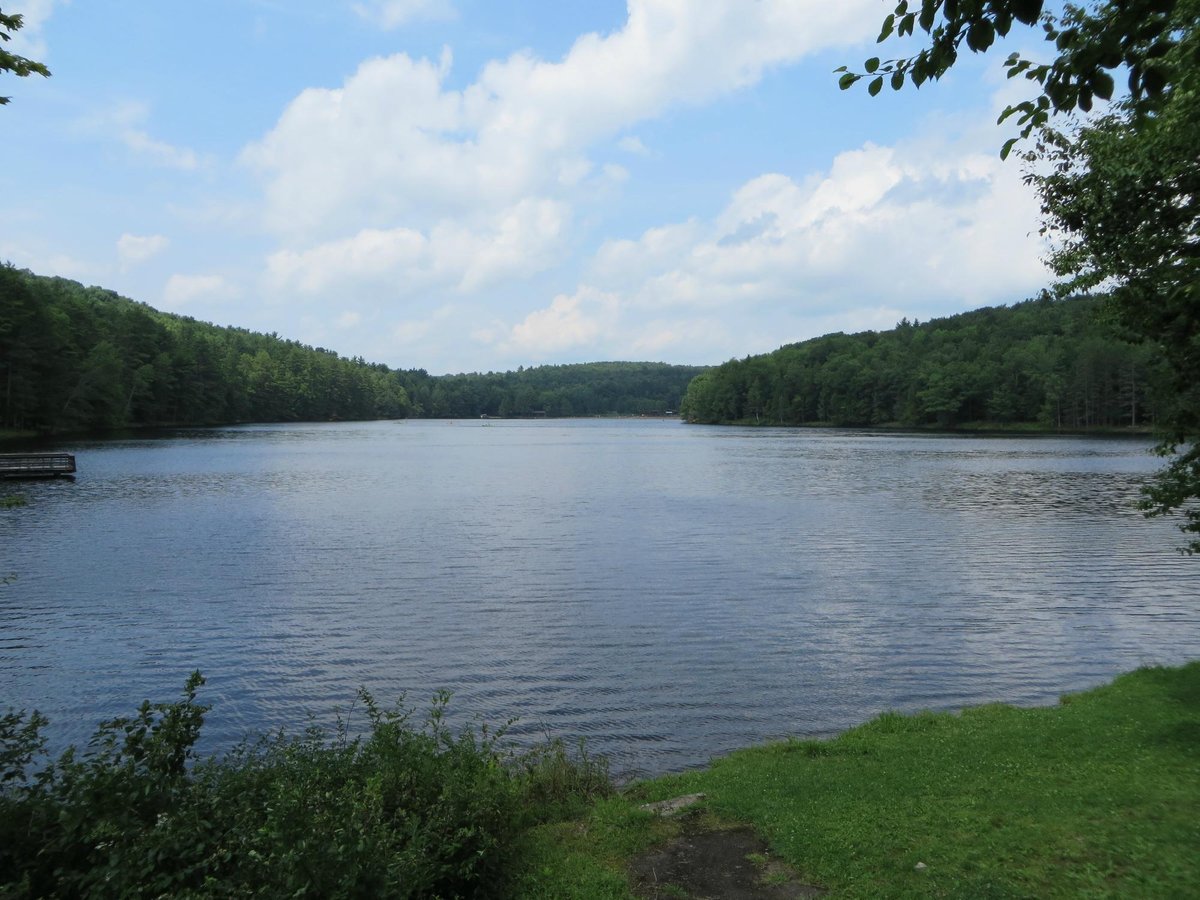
[519,660,1200,897]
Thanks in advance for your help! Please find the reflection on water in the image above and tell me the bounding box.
[1,421,1197,777]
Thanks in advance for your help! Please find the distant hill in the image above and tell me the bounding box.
[0,265,704,434]
[395,361,706,419]
[680,295,1164,431]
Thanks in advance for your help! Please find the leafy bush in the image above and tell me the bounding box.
[0,675,611,898]
[515,736,612,824]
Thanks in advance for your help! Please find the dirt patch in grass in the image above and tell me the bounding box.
[629,811,824,899]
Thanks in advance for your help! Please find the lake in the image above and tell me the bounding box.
[2,419,1198,778]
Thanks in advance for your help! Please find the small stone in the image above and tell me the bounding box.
[915,862,928,871]
[640,793,706,816]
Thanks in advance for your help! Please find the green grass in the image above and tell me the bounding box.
[516,662,1200,898]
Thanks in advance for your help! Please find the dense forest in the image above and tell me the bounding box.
[396,362,703,419]
[0,266,700,433]
[1,265,1170,436]
[680,295,1166,430]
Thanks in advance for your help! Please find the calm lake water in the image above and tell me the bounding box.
[2,419,1198,777]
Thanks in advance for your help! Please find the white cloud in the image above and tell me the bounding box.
[238,0,885,363]
[392,318,433,344]
[495,112,1051,366]
[602,163,630,184]
[242,0,878,243]
[588,135,1049,319]
[117,233,169,269]
[617,135,651,156]
[4,0,63,57]
[86,102,203,171]
[265,197,569,296]
[224,1,1049,373]
[0,241,92,279]
[352,0,455,29]
[162,273,237,309]
[507,289,620,356]
[122,130,201,171]
[629,318,728,356]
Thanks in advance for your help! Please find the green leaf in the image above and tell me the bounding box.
[865,56,880,73]
[1143,65,1167,95]
[1000,137,1019,160]
[1146,39,1173,59]
[1091,71,1114,101]
[838,72,859,90]
[997,102,1024,124]
[868,76,884,96]
[918,0,936,32]
[1012,0,1043,26]
[892,70,905,90]
[966,21,995,52]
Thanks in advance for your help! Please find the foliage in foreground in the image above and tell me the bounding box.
[839,0,1183,157]
[0,9,50,106]
[0,675,611,898]
[521,662,1200,898]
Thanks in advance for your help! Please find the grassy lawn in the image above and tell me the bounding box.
[516,662,1200,898]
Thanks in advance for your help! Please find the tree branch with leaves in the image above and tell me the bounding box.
[837,0,1181,157]
[0,7,51,105]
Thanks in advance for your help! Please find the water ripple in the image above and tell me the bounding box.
[2,421,1198,776]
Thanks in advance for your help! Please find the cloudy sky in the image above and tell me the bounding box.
[1,1,1054,374]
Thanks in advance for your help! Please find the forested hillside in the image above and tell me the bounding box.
[0,265,413,432]
[0,266,700,433]
[395,362,703,419]
[680,295,1165,430]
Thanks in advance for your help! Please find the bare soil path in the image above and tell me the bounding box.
[629,807,825,900]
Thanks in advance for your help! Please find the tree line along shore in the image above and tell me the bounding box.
[0,266,702,436]
[0,264,1164,440]
[680,293,1164,432]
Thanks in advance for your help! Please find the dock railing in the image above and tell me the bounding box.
[0,453,77,477]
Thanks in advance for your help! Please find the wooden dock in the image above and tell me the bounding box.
[0,453,77,478]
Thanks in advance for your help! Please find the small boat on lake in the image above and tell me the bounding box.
[0,453,77,479]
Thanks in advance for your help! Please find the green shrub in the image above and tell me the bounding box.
[516,736,613,822]
[0,675,612,898]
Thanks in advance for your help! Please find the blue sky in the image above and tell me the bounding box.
[2,1,1056,374]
